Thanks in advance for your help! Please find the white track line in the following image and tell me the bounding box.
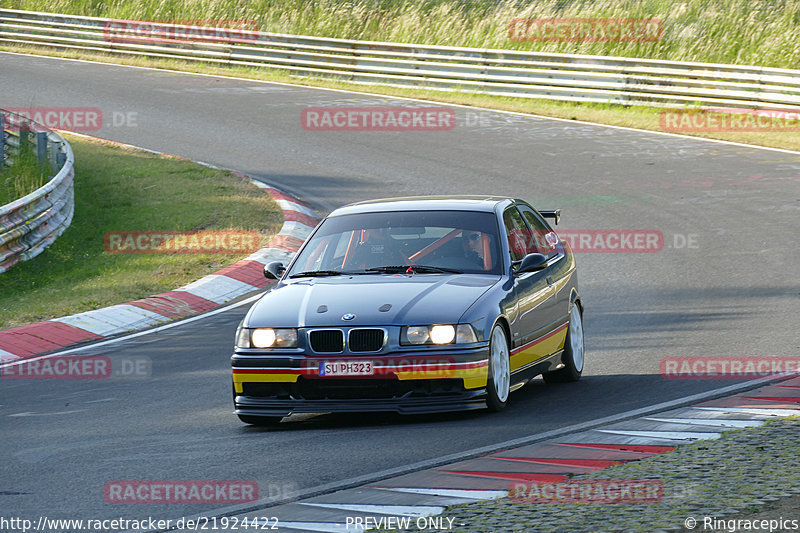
[694,406,800,417]
[298,503,444,517]
[595,429,721,440]
[643,417,763,428]
[376,488,507,501]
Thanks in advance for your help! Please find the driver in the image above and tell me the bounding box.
[462,231,485,269]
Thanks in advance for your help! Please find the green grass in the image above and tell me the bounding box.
[0,139,49,205]
[0,135,283,329]
[6,0,800,68]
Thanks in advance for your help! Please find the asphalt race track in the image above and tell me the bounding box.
[1,52,798,524]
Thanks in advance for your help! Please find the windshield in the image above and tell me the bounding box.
[286,210,502,276]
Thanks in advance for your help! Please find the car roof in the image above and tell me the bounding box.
[330,195,516,217]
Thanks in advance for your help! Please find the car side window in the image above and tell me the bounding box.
[502,207,530,261]
[517,205,559,258]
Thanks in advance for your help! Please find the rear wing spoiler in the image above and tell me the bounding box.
[539,209,561,225]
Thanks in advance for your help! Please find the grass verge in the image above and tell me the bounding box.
[0,134,283,329]
[0,138,49,205]
[5,0,800,68]
[5,43,800,153]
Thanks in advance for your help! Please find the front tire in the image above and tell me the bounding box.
[543,304,584,383]
[486,324,511,412]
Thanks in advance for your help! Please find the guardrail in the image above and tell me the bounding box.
[0,108,74,274]
[2,8,800,110]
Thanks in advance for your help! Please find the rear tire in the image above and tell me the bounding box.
[543,304,584,384]
[237,415,283,426]
[486,324,511,412]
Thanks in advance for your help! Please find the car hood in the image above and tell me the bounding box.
[245,274,501,327]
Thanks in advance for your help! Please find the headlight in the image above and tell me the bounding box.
[404,325,431,345]
[430,325,455,344]
[235,327,298,348]
[401,324,478,345]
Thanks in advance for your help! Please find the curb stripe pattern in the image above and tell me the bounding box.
[0,142,319,362]
[240,376,800,532]
[127,290,218,319]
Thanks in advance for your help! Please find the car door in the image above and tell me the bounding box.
[516,203,571,357]
[502,205,557,373]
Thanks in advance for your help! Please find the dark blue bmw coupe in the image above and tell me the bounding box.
[232,196,584,425]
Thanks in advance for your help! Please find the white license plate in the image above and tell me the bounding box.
[319,361,374,376]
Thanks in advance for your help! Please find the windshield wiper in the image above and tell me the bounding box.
[364,265,462,274]
[288,270,347,278]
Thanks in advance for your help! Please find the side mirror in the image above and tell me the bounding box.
[264,261,286,280]
[514,253,548,275]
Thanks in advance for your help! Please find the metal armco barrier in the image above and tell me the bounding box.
[2,8,800,109]
[0,108,74,274]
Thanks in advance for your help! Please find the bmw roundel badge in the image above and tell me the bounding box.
[342,313,356,321]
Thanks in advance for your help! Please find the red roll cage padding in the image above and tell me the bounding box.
[508,228,528,259]
[301,239,328,271]
[408,228,462,263]
[340,230,359,269]
[481,234,492,270]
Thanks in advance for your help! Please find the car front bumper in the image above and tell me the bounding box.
[231,345,490,416]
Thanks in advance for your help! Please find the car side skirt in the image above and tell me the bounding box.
[509,321,568,372]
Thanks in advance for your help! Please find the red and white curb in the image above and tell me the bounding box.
[211,376,800,532]
[0,137,319,361]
